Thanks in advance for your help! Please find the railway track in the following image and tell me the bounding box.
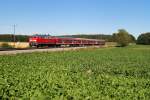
[0,46,102,55]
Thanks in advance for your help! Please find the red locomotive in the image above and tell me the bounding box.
[29,35,105,47]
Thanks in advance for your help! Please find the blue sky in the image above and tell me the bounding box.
[0,0,149,37]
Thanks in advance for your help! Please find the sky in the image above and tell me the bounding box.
[0,0,150,37]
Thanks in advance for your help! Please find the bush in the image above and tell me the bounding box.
[137,33,150,45]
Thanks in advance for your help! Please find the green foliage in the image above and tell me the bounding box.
[0,45,150,99]
[129,34,136,43]
[0,34,29,42]
[113,29,133,47]
[0,34,13,42]
[137,32,150,45]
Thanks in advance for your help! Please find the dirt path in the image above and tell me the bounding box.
[0,46,101,55]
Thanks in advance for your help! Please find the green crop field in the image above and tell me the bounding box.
[0,45,150,99]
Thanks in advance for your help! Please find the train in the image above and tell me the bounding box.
[29,35,105,48]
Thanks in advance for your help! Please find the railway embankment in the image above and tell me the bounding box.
[0,46,104,55]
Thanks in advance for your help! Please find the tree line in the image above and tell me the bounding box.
[0,34,29,42]
[59,34,114,42]
[0,30,150,46]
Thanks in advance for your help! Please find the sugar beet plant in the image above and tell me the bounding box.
[0,45,150,99]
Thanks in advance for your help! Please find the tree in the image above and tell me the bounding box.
[113,29,132,47]
[137,32,150,45]
[129,34,136,43]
